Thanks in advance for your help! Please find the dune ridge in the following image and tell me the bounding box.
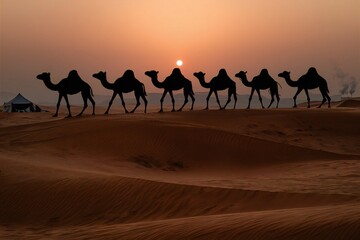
[1,176,358,226]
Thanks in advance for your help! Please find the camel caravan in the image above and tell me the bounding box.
[36,67,331,117]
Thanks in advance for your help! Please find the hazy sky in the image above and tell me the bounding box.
[1,0,359,102]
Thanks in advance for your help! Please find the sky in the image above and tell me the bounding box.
[1,0,359,103]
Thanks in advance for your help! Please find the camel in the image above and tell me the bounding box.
[235,69,280,109]
[145,68,195,112]
[278,67,331,108]
[36,70,95,117]
[92,70,147,114]
[193,69,237,110]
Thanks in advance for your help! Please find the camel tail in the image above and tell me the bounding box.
[142,83,147,96]
[276,81,282,89]
[90,86,94,97]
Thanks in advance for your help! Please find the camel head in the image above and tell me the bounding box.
[145,70,159,78]
[235,71,247,79]
[36,72,51,81]
[92,71,106,81]
[193,71,205,79]
[278,71,290,79]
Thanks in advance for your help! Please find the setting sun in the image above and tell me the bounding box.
[176,60,183,67]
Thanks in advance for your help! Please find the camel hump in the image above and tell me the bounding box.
[166,68,188,83]
[218,68,227,75]
[123,69,136,79]
[171,68,183,77]
[68,70,80,78]
[307,67,327,83]
[218,68,228,77]
[261,68,276,79]
[306,67,324,78]
[260,68,269,76]
[307,67,318,75]
[67,70,85,82]
[217,68,233,82]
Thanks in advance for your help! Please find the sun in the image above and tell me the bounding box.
[176,60,183,67]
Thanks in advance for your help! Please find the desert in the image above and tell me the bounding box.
[1,99,360,239]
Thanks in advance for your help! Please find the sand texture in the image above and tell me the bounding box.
[1,101,360,239]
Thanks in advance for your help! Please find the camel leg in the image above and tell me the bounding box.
[247,88,255,109]
[267,88,275,109]
[105,92,117,114]
[141,93,148,113]
[318,88,331,108]
[222,88,232,110]
[267,93,274,109]
[326,91,331,108]
[86,86,96,115]
[178,91,189,112]
[169,91,176,112]
[275,90,280,108]
[159,90,168,112]
[130,91,141,113]
[119,92,129,113]
[190,92,195,111]
[54,94,63,117]
[231,86,237,109]
[205,89,213,110]
[233,92,237,109]
[304,89,311,108]
[88,94,96,115]
[77,91,89,117]
[293,88,303,108]
[214,91,222,109]
[63,94,72,118]
[256,89,264,109]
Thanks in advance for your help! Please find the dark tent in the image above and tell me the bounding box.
[3,93,43,112]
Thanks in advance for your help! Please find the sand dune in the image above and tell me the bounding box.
[6,203,358,240]
[1,176,357,226]
[337,99,360,108]
[1,108,360,239]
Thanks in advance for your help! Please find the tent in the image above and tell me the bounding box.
[2,93,43,112]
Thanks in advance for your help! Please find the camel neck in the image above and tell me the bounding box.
[150,76,164,89]
[99,77,114,89]
[240,75,252,87]
[196,76,210,88]
[284,76,298,87]
[43,78,58,91]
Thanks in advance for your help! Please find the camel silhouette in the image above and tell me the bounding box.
[92,70,147,114]
[145,68,195,112]
[235,69,280,109]
[193,69,237,110]
[278,67,331,108]
[36,70,95,117]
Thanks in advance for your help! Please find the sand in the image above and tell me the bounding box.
[1,100,360,239]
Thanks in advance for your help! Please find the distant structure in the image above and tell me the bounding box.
[278,67,331,108]
[36,70,95,117]
[93,70,148,114]
[2,93,43,112]
[193,69,237,110]
[145,68,195,112]
[235,69,280,109]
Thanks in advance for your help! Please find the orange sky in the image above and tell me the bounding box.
[1,0,359,102]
